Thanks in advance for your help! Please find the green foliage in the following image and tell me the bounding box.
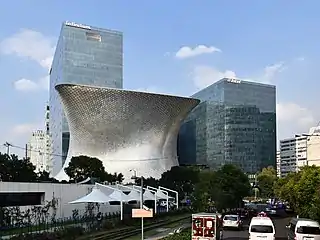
[0,152,53,182]
[135,176,159,188]
[159,166,200,200]
[274,165,320,221]
[257,166,278,197]
[64,155,124,183]
[191,171,215,212]
[150,164,250,212]
[213,164,251,210]
[191,164,251,211]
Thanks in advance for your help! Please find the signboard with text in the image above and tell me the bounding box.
[132,209,153,218]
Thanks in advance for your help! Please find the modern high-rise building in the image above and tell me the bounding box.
[49,21,123,175]
[178,78,276,174]
[279,134,307,177]
[27,130,49,173]
[27,104,53,173]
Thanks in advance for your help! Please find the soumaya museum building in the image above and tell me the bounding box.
[54,84,199,181]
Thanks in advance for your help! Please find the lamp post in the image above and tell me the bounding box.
[131,169,144,240]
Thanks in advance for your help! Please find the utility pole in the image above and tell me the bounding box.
[140,175,144,240]
[131,169,144,240]
[3,142,12,155]
[254,174,258,200]
[25,144,28,159]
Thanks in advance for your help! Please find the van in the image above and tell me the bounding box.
[249,217,275,240]
[287,217,320,240]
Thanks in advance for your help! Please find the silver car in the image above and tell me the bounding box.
[223,215,243,230]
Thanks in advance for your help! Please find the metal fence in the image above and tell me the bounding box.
[0,209,121,239]
[0,207,190,239]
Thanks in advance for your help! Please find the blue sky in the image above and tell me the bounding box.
[1,0,320,156]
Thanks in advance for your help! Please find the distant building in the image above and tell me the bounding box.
[279,135,308,177]
[178,78,276,174]
[49,21,123,175]
[27,104,53,174]
[27,130,49,172]
[306,126,320,166]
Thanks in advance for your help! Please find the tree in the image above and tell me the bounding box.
[135,177,159,188]
[159,166,199,200]
[65,155,107,182]
[191,171,215,211]
[105,172,124,183]
[257,166,278,198]
[212,164,251,210]
[274,165,320,221]
[65,155,124,183]
[0,153,38,182]
[37,170,57,182]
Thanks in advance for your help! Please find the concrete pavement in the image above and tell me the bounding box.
[223,216,291,240]
[144,215,292,239]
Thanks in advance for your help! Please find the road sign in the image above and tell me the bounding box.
[132,208,153,218]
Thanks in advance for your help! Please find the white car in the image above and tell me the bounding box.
[249,217,275,240]
[287,217,320,240]
[223,215,243,230]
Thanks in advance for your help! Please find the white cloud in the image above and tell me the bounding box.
[277,102,316,140]
[0,29,55,70]
[12,123,39,136]
[13,76,49,92]
[277,102,315,130]
[192,65,236,89]
[295,56,305,62]
[176,45,221,59]
[0,29,54,92]
[191,60,287,90]
[0,123,42,157]
[14,78,39,91]
[258,62,286,83]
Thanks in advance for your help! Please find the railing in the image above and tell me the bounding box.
[0,207,190,239]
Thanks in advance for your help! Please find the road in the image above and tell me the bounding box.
[223,216,290,240]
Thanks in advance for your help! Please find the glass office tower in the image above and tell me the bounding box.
[49,21,123,175]
[178,78,276,174]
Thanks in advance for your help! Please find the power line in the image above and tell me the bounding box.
[4,143,173,162]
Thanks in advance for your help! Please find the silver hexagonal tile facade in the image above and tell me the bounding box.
[54,84,200,181]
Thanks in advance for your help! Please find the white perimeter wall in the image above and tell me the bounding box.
[0,182,120,220]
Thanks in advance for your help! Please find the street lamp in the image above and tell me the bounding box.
[130,169,144,240]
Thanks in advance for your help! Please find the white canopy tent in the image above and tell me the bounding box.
[132,185,158,213]
[95,183,130,220]
[143,189,156,201]
[132,185,157,201]
[126,190,141,202]
[69,186,115,204]
[156,190,174,200]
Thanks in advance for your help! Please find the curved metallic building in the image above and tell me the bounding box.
[54,84,200,181]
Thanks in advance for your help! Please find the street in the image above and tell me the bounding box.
[223,216,291,240]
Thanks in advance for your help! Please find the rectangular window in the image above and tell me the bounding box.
[86,32,101,42]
